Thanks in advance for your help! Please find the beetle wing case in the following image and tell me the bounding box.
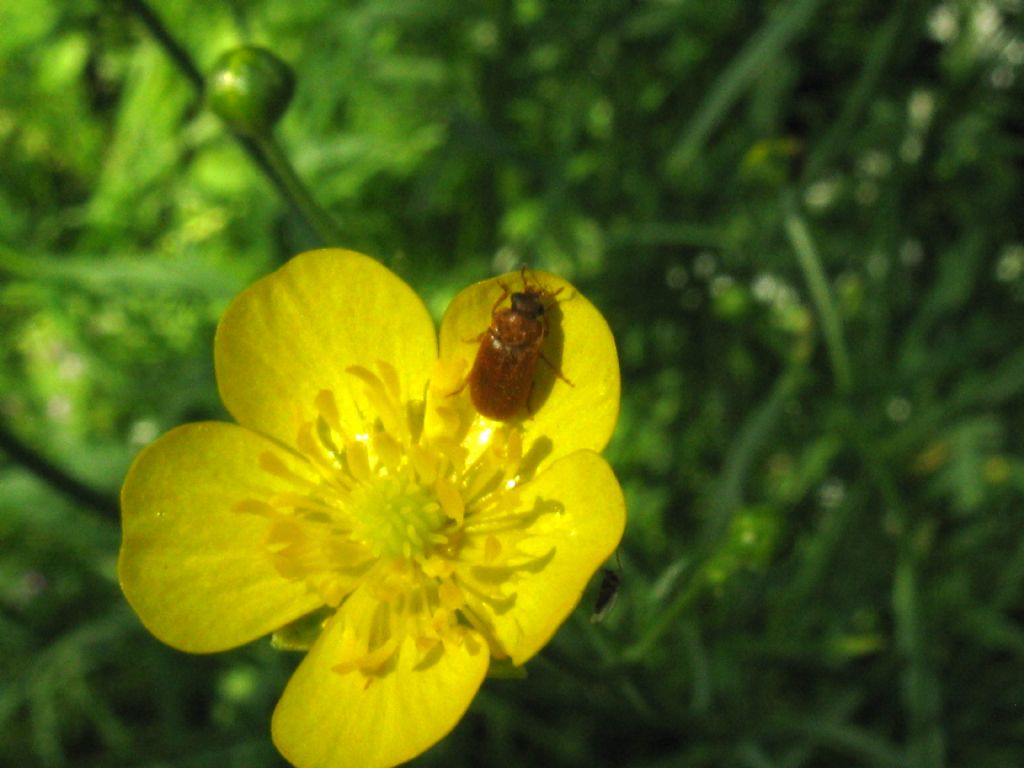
[468,330,543,419]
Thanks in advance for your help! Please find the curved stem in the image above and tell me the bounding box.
[121,0,204,90]
[784,194,853,394]
[620,572,703,664]
[248,133,345,246]
[0,422,118,519]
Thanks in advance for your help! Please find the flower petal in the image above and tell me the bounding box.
[464,450,625,665]
[438,270,619,474]
[215,249,437,446]
[272,588,489,768]
[119,422,323,652]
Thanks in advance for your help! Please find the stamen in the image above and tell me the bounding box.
[503,428,523,482]
[432,437,468,473]
[296,422,339,476]
[484,535,502,563]
[267,491,347,515]
[408,444,438,485]
[435,477,465,525]
[406,523,424,548]
[458,574,517,611]
[232,499,276,517]
[461,449,502,505]
[319,579,349,607]
[438,579,466,610]
[416,634,440,653]
[432,404,462,436]
[258,451,315,489]
[347,365,404,439]
[314,416,341,459]
[314,389,342,434]
[344,437,372,483]
[333,635,399,677]
[375,360,402,403]
[374,431,402,473]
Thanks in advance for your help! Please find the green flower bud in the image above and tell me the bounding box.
[207,45,295,136]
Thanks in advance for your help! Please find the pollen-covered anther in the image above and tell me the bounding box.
[374,431,403,472]
[344,437,373,483]
[267,491,340,516]
[332,635,399,678]
[419,553,456,580]
[484,535,502,563]
[435,477,465,524]
[232,498,276,517]
[438,578,466,610]
[408,444,438,485]
[502,428,523,483]
[258,451,315,489]
[347,363,407,441]
[314,388,342,433]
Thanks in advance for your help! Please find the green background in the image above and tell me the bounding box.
[2,0,1023,766]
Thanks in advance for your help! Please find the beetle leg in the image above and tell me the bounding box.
[462,327,493,345]
[445,357,475,399]
[447,376,469,398]
[491,282,510,314]
[539,352,574,386]
[525,379,537,416]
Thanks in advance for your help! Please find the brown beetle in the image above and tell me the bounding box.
[462,270,571,420]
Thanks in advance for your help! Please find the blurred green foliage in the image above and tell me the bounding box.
[2,0,1023,766]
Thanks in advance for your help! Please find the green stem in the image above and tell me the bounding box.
[121,0,204,90]
[702,365,804,544]
[802,0,910,181]
[123,0,344,247]
[248,133,344,246]
[621,573,703,664]
[784,195,853,394]
[667,0,823,173]
[0,422,118,519]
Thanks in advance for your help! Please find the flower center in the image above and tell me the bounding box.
[349,475,447,560]
[238,359,551,678]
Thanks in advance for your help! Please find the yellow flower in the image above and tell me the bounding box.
[119,249,625,768]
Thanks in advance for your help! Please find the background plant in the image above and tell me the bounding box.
[2,0,1022,766]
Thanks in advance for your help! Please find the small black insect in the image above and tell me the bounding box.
[590,566,622,623]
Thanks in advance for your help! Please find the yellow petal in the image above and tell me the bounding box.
[465,450,625,665]
[272,589,489,768]
[119,422,324,652]
[438,270,619,475]
[215,249,437,446]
